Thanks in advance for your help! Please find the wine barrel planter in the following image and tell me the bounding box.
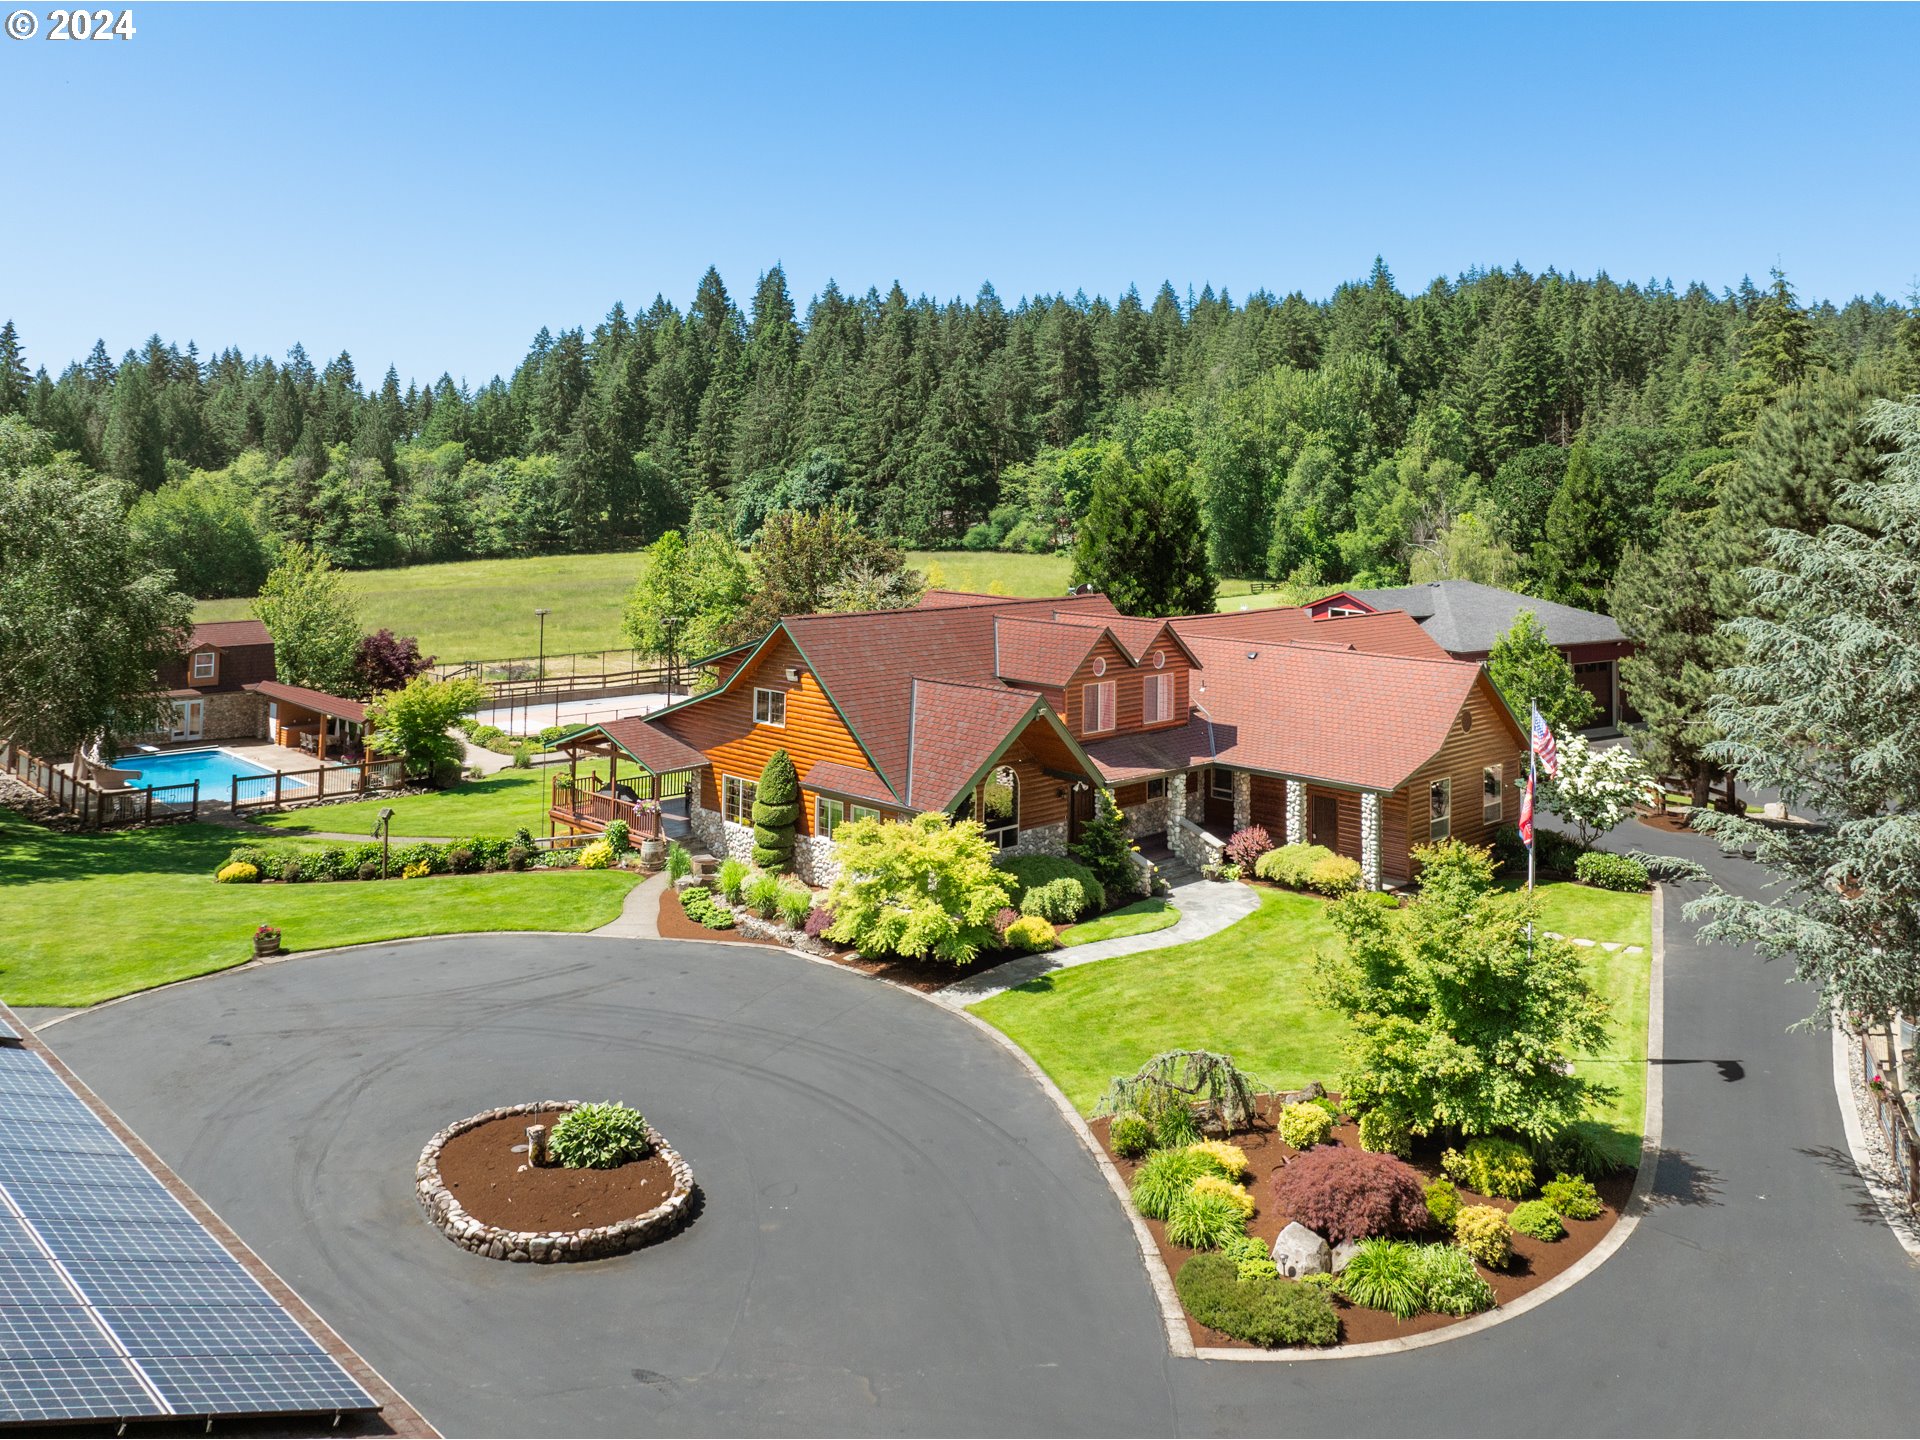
[415,1101,696,1263]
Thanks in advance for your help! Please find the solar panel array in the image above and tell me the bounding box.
[0,1042,379,1425]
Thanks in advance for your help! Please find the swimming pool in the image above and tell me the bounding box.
[113,747,309,798]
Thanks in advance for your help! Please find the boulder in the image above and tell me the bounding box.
[1271,1221,1331,1278]
[1277,1081,1327,1105]
[1331,1239,1360,1274]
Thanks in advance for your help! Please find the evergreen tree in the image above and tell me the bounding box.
[102,358,167,490]
[0,321,28,416]
[1531,435,1617,611]
[1070,451,1215,616]
[751,748,799,871]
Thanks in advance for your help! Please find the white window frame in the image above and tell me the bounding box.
[850,804,882,823]
[978,764,1019,850]
[1430,778,1452,842]
[816,795,845,838]
[752,688,787,727]
[1483,764,1503,823]
[1144,673,1172,725]
[191,650,217,682]
[1084,680,1116,734]
[723,774,756,826]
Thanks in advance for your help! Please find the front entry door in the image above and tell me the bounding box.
[1068,783,1096,844]
[1309,794,1339,849]
[172,700,204,741]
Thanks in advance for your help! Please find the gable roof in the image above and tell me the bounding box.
[801,760,900,809]
[994,615,1103,686]
[189,619,272,650]
[243,680,364,724]
[1324,581,1625,653]
[567,714,710,774]
[1173,606,1445,661]
[906,680,1053,810]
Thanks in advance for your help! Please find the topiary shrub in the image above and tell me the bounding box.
[1166,1186,1251,1249]
[1442,1138,1535,1199]
[1357,1110,1410,1157]
[1278,1102,1335,1151]
[1270,1146,1430,1244]
[1541,1172,1603,1221]
[1306,854,1364,895]
[1174,1253,1339,1347]
[1224,825,1272,872]
[1020,876,1092,924]
[1574,850,1648,891]
[1411,1242,1496,1315]
[547,1102,651,1169]
[215,862,260,884]
[1342,1239,1427,1318]
[1509,1199,1565,1241]
[1423,1177,1461,1232]
[1187,1140,1248,1178]
[717,856,750,904]
[1131,1148,1220,1220]
[1451,1205,1514,1269]
[777,883,813,930]
[1109,1113,1154,1159]
[994,853,1103,913]
[746,870,784,919]
[1254,843,1334,889]
[665,843,692,882]
[752,749,799,870]
[1004,915,1056,952]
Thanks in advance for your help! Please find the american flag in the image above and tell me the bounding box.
[1518,772,1535,846]
[1530,704,1558,777]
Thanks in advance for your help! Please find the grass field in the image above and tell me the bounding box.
[0,809,640,1008]
[246,762,616,839]
[194,549,1303,662]
[970,881,1651,1162]
[1057,897,1180,948]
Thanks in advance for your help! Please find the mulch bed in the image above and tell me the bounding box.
[1636,808,1698,834]
[436,1110,678,1231]
[819,945,1026,994]
[1091,1097,1634,1349]
[656,889,781,946]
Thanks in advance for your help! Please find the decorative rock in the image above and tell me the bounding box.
[1277,1081,1327,1105]
[1331,1239,1360,1274]
[1271,1221,1331,1278]
[525,1123,549,1167]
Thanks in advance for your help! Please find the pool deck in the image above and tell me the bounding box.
[124,737,338,776]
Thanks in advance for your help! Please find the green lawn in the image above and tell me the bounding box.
[0,810,640,1008]
[1057,897,1179,948]
[195,548,1307,663]
[971,881,1652,1164]
[1521,880,1653,950]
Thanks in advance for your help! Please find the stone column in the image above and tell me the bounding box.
[1286,779,1306,845]
[1360,791,1382,890]
[1233,771,1251,833]
[1168,772,1187,831]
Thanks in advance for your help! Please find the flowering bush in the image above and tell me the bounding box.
[1224,825,1272,872]
[253,923,281,947]
[1540,732,1653,848]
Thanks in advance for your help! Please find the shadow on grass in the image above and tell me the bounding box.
[0,811,240,885]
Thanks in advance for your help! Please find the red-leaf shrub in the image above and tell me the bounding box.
[991,906,1020,938]
[1224,826,1273,872]
[1270,1147,1431,1244]
[803,906,836,939]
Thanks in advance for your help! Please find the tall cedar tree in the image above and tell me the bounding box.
[1071,451,1215,616]
[1530,436,1617,613]
[1690,398,1920,1027]
[752,749,799,871]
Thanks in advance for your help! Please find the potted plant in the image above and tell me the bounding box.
[634,801,668,873]
[252,923,283,958]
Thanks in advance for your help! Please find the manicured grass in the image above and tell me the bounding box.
[909,550,1070,596]
[1520,880,1653,950]
[1057,898,1179,948]
[0,810,640,1008]
[249,759,621,840]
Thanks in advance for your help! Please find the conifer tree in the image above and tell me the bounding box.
[1070,451,1214,616]
[103,358,167,490]
[0,321,28,417]
[1531,435,1617,612]
[751,748,799,871]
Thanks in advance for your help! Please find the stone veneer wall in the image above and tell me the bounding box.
[415,1102,696,1263]
[1232,772,1252,833]
[1123,795,1168,839]
[132,691,267,746]
[1006,820,1067,857]
[1359,791,1382,891]
[1286,780,1306,846]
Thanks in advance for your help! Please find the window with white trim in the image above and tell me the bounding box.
[723,774,756,825]
[815,796,845,838]
[1483,764,1503,823]
[979,765,1019,849]
[851,804,882,823]
[753,688,787,726]
[1084,680,1116,733]
[1429,778,1452,842]
[191,650,217,682]
[1144,673,1173,724]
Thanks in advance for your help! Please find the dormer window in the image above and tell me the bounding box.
[753,688,787,727]
[1084,681,1116,733]
[191,650,217,682]
[1144,673,1172,724]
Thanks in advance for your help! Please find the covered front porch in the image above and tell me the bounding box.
[548,717,709,842]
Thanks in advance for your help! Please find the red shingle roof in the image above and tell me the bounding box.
[1172,606,1446,660]
[585,716,710,774]
[994,615,1101,686]
[243,680,365,724]
[801,761,899,809]
[190,619,272,649]
[905,679,1051,811]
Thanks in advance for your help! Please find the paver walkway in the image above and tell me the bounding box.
[936,874,1261,1006]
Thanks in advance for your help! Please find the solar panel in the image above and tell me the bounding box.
[0,1043,379,1423]
[0,1013,18,1041]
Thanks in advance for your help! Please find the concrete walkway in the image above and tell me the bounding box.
[937,874,1262,1006]
[593,870,666,938]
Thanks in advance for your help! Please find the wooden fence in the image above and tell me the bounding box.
[434,650,676,702]
[1861,1032,1920,1208]
[228,758,407,812]
[1,740,202,829]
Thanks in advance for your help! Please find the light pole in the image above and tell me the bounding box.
[535,608,550,684]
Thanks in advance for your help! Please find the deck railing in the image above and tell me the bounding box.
[229,758,407,811]
[550,771,689,832]
[0,739,202,829]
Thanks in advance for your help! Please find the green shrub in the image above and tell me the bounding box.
[1254,843,1334,889]
[1150,1099,1201,1149]
[1509,1199,1565,1241]
[1004,915,1057,952]
[1238,1254,1280,1282]
[1173,1253,1340,1347]
[776,883,813,930]
[1190,1174,1255,1218]
[510,744,533,768]
[576,840,614,870]
[1278,1102,1334,1150]
[1411,1243,1496,1316]
[717,856,750,904]
[547,1102,650,1169]
[1574,850,1650,891]
[1357,1110,1410,1157]
[604,819,631,854]
[1020,876,1093,923]
[823,812,1011,964]
[993,853,1102,912]
[665,843,692,882]
[1423,1178,1461,1231]
[1451,1205,1514,1269]
[1187,1140,1248,1178]
[1338,1239,1424,1319]
[1131,1148,1219,1220]
[679,887,735,930]
[277,857,304,883]
[392,841,449,875]
[752,749,799,870]
[1307,854,1364,895]
[1441,1138,1535,1199]
[1221,1234,1269,1267]
[537,724,569,745]
[1108,1113,1154,1159]
[1308,1094,1343,1122]
[746,871,784,919]
[1541,1172,1603,1221]
[215,861,259,884]
[1533,1123,1626,1179]
[1166,1188,1250,1250]
[1299,1270,1344,1296]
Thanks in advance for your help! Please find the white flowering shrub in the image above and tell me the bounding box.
[1541,733,1651,847]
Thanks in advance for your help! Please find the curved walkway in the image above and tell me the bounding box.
[34,820,1920,1435]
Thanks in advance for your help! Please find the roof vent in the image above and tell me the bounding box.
[785,667,802,682]
[1246,650,1258,661]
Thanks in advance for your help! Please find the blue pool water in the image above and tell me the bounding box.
[113,747,308,797]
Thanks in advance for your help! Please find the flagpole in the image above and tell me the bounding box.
[1526,699,1538,963]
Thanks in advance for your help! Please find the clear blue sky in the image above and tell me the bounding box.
[6,2,1914,386]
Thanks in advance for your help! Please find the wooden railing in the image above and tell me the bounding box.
[229,758,407,811]
[550,771,689,833]
[433,650,677,705]
[1862,1032,1920,1209]
[0,739,201,829]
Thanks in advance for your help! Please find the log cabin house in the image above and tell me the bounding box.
[550,589,1528,891]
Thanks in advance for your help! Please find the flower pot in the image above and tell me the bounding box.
[252,935,282,958]
[637,837,667,874]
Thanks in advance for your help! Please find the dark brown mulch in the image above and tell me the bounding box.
[1091,1097,1634,1350]
[817,945,1029,995]
[656,888,780,946]
[436,1111,676,1231]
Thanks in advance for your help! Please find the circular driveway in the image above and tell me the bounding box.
[42,835,1920,1436]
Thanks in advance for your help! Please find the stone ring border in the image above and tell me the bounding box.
[415,1100,696,1263]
